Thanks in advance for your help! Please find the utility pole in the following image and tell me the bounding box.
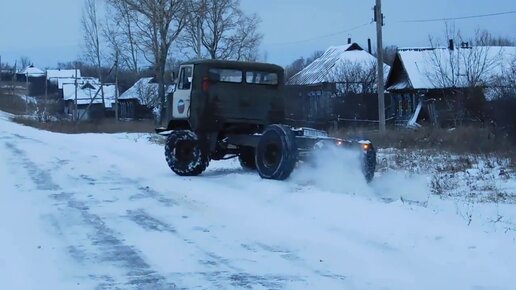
[74,63,78,121]
[375,0,386,133]
[115,50,119,121]
[25,71,29,114]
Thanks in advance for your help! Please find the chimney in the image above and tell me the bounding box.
[367,38,372,54]
[448,39,454,50]
[347,37,352,44]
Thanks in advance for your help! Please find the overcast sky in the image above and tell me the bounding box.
[0,0,514,68]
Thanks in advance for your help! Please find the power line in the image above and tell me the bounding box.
[269,22,372,46]
[266,9,515,46]
[399,10,516,23]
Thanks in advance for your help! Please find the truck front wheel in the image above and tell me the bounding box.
[255,125,297,180]
[165,130,209,176]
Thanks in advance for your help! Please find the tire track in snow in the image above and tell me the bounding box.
[91,168,350,288]
[74,171,302,289]
[4,141,59,191]
[124,208,303,289]
[2,141,176,290]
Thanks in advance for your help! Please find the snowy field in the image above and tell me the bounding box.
[0,111,515,290]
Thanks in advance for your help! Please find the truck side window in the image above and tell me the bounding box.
[208,68,242,83]
[178,66,193,90]
[245,71,278,85]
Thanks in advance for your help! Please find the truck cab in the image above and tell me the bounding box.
[165,59,285,134]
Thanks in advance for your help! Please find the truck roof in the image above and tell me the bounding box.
[183,59,284,73]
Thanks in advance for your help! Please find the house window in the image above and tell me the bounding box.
[208,68,242,83]
[245,71,278,85]
[178,66,193,90]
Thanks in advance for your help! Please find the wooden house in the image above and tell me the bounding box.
[385,45,516,127]
[287,43,390,128]
[16,65,46,96]
[62,81,118,120]
[118,77,174,119]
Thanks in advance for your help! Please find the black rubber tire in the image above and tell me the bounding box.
[255,124,298,180]
[362,148,376,183]
[164,130,209,176]
[238,146,256,170]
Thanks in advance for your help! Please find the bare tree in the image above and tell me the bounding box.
[81,0,105,106]
[112,0,188,125]
[427,27,501,89]
[229,12,262,61]
[425,27,505,125]
[489,55,516,100]
[284,57,305,80]
[104,0,141,72]
[332,60,377,95]
[474,30,515,47]
[19,56,32,69]
[383,45,398,66]
[181,0,262,61]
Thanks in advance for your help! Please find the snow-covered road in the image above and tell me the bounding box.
[1,112,515,290]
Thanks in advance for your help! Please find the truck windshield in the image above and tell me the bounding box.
[178,66,193,90]
[245,71,278,85]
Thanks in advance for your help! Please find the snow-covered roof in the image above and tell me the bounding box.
[62,82,118,108]
[47,69,81,79]
[18,65,45,77]
[288,43,390,85]
[387,46,516,90]
[119,77,175,107]
[56,77,100,89]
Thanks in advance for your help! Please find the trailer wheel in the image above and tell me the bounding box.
[165,130,209,176]
[362,149,376,183]
[238,146,256,170]
[255,124,297,180]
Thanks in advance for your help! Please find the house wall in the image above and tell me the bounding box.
[119,100,137,119]
[118,99,154,120]
[284,83,336,130]
[28,76,46,96]
[335,93,392,128]
[64,101,105,120]
[390,88,486,127]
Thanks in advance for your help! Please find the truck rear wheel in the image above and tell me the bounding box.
[255,124,297,180]
[238,146,256,170]
[165,130,209,176]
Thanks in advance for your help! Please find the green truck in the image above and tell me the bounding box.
[156,59,376,181]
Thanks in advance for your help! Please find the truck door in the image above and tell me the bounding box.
[172,64,193,119]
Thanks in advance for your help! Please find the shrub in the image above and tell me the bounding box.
[10,116,155,134]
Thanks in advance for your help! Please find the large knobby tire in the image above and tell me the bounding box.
[238,146,256,170]
[362,148,376,183]
[255,124,298,180]
[165,130,209,176]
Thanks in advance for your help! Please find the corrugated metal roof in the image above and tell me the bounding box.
[287,43,390,85]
